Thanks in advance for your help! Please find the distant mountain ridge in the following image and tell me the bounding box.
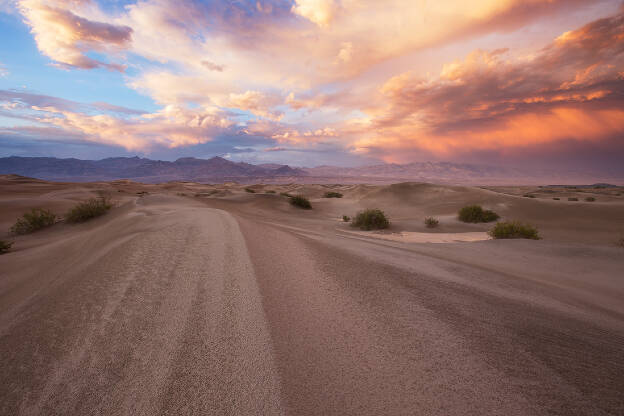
[0,156,621,184]
[0,156,307,183]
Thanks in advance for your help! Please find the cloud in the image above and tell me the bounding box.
[291,0,338,27]
[18,0,132,70]
[354,11,624,161]
[7,0,624,169]
[226,90,284,120]
[0,62,8,78]
[201,60,224,72]
[0,90,234,151]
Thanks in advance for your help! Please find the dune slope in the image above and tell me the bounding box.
[1,182,624,415]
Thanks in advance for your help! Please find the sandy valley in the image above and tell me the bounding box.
[1,175,623,415]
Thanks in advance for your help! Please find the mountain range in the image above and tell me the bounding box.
[0,156,621,184]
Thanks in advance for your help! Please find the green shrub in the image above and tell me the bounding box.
[568,197,579,201]
[425,217,439,228]
[324,191,343,198]
[585,197,596,202]
[489,221,540,240]
[65,198,112,223]
[265,190,276,194]
[458,205,500,223]
[10,208,57,234]
[342,215,350,222]
[280,192,293,198]
[351,209,389,230]
[553,197,560,200]
[290,195,311,209]
[0,240,13,254]
[245,187,256,193]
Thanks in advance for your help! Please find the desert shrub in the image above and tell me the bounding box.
[458,205,499,223]
[136,191,148,195]
[585,197,596,202]
[265,190,276,194]
[617,237,624,248]
[324,191,343,198]
[290,195,311,209]
[568,197,579,201]
[342,215,350,222]
[280,192,293,197]
[66,198,112,223]
[10,208,57,234]
[553,197,560,200]
[245,187,256,193]
[0,240,12,254]
[425,217,439,228]
[351,209,389,230]
[489,221,540,240]
[523,194,536,198]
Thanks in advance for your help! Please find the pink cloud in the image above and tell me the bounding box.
[18,0,132,70]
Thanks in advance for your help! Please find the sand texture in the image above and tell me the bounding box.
[1,176,623,415]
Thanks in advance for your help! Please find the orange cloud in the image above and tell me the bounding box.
[352,11,624,161]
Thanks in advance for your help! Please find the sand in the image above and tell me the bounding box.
[1,175,623,415]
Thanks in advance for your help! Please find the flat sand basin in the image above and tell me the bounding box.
[344,230,491,243]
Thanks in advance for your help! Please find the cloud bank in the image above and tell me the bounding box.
[0,0,622,170]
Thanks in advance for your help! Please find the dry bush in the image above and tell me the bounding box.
[0,240,13,254]
[489,221,540,240]
[424,217,439,228]
[10,208,57,234]
[66,198,112,223]
[351,209,389,230]
[290,195,312,209]
[458,205,499,223]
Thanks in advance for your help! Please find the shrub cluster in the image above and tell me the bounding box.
[342,215,350,222]
[265,190,276,194]
[280,192,293,197]
[523,194,536,198]
[585,197,596,202]
[351,209,389,230]
[424,217,439,228]
[324,192,343,198]
[553,197,560,200]
[0,240,12,254]
[568,197,579,201]
[290,195,312,209]
[65,198,112,223]
[10,208,57,234]
[245,187,256,193]
[457,205,499,223]
[489,221,540,240]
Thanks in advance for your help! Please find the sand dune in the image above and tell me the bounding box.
[1,176,623,415]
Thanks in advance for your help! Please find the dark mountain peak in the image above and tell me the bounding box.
[273,165,306,176]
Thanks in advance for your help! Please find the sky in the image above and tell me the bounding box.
[0,0,623,170]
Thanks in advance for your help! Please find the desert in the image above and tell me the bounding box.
[3,0,624,414]
[1,174,623,415]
